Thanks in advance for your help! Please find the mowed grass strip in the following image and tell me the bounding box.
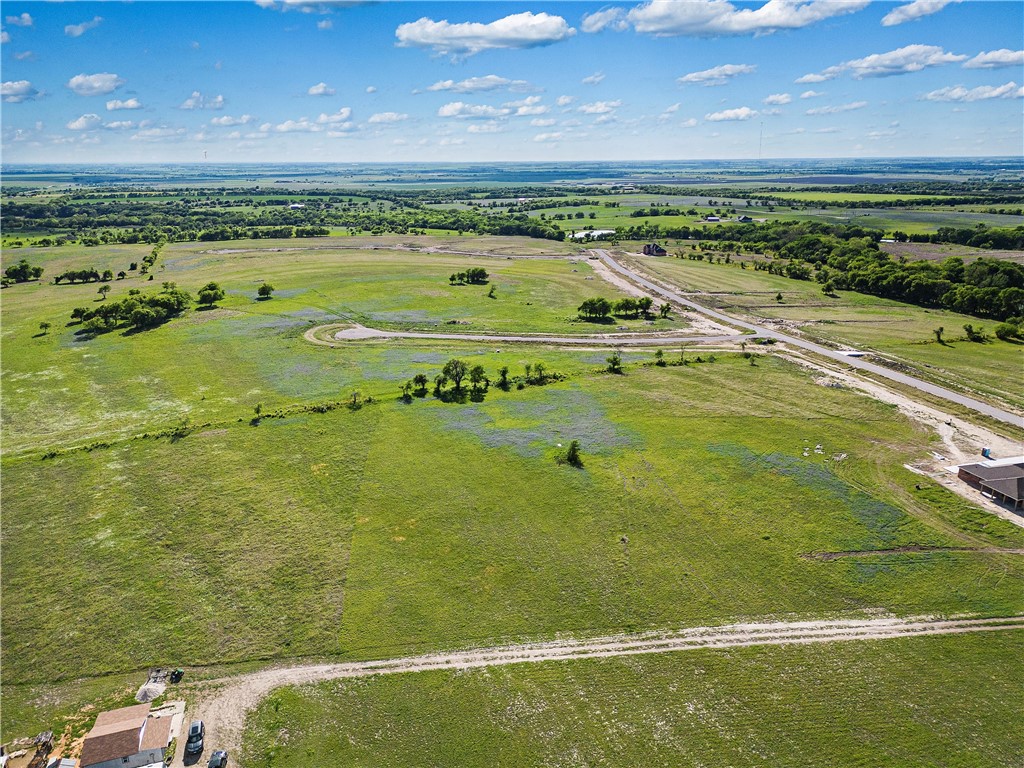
[241,630,1024,768]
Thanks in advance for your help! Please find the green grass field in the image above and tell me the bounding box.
[242,631,1024,768]
[630,254,1024,410]
[3,235,1023,761]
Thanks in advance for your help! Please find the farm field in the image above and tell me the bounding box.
[3,229,1023,764]
[628,254,1024,411]
[241,630,1024,768]
[4,266,1024,740]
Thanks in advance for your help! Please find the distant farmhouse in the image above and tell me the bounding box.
[79,703,172,768]
[642,243,668,256]
[957,456,1024,510]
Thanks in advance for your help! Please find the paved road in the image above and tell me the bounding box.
[172,614,1024,765]
[593,250,1023,429]
[331,324,745,346]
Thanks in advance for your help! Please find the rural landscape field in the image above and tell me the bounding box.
[2,1,1023,766]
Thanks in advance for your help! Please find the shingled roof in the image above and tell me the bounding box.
[79,703,150,767]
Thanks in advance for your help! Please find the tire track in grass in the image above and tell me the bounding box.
[173,614,1024,764]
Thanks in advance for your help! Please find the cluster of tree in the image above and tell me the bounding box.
[402,359,562,402]
[725,233,1024,320]
[448,267,489,285]
[578,296,670,320]
[70,283,193,334]
[54,268,112,284]
[905,226,1024,250]
[4,259,44,283]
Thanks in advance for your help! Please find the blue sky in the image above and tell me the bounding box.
[1,0,1022,162]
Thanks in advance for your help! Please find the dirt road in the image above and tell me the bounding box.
[305,322,749,347]
[172,614,1023,765]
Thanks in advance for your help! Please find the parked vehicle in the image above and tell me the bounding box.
[185,720,205,755]
[207,751,228,768]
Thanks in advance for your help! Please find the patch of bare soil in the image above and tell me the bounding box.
[170,614,1024,764]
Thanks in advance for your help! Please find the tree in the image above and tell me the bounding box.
[565,440,583,468]
[606,352,623,374]
[442,358,468,390]
[402,380,413,400]
[654,349,665,366]
[532,361,547,383]
[39,321,51,334]
[933,326,945,344]
[659,303,671,318]
[578,297,612,320]
[198,281,226,307]
[98,284,111,300]
[637,296,654,317]
[469,364,486,390]
[487,284,496,299]
[821,280,835,296]
[497,365,510,389]
[775,292,783,303]
[963,323,988,342]
[412,373,429,392]
[257,282,275,299]
[101,269,114,281]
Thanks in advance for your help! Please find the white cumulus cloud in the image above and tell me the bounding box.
[530,117,556,127]
[467,121,505,133]
[67,114,103,131]
[211,114,255,126]
[578,100,621,114]
[1,80,39,103]
[678,63,756,86]
[582,7,628,33]
[395,11,575,58]
[438,101,511,118]
[6,13,32,27]
[179,91,225,110]
[582,71,606,85]
[797,44,966,82]
[533,131,564,142]
[317,19,332,30]
[427,75,533,93]
[763,92,792,105]
[365,86,377,93]
[308,82,336,96]
[705,106,758,121]
[0,31,9,44]
[556,95,575,106]
[368,111,409,123]
[881,0,961,26]
[65,16,103,37]
[805,100,868,114]
[921,81,1023,102]
[680,117,698,127]
[316,107,353,124]
[627,0,869,37]
[106,98,141,110]
[800,89,825,98]
[67,73,125,96]
[963,49,1024,70]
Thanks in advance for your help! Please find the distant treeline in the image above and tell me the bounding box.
[2,195,567,243]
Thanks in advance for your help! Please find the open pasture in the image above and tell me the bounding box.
[4,348,1023,735]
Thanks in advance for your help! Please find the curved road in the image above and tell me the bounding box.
[593,250,1023,428]
[328,324,747,346]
